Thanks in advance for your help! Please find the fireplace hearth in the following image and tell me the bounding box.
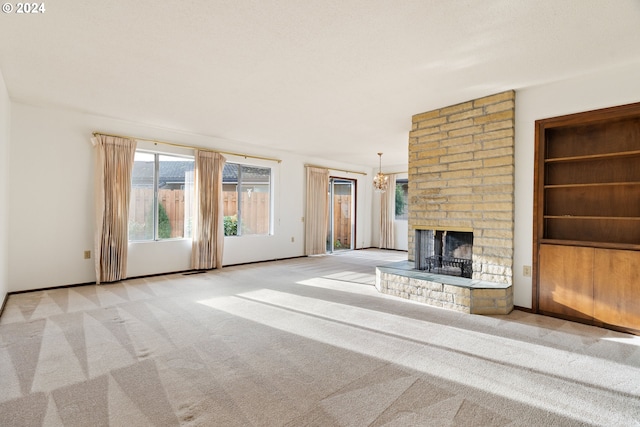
[415,229,473,278]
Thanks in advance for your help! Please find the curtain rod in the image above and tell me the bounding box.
[92,132,282,163]
[305,163,367,176]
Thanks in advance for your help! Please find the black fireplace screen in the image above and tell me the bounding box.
[415,230,473,278]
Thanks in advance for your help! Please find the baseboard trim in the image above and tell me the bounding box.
[514,305,534,313]
[1,256,309,298]
[356,247,408,252]
[0,251,392,303]
[0,292,8,318]
[8,280,98,296]
[223,255,307,268]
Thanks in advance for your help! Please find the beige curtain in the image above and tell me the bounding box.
[379,173,396,249]
[305,166,329,255]
[92,134,137,284]
[192,150,226,270]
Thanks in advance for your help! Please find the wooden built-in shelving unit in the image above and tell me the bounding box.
[533,102,640,333]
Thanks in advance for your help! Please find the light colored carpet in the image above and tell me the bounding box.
[1,249,639,426]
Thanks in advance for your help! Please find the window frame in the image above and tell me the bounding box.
[129,149,195,242]
[223,161,273,237]
[395,178,409,220]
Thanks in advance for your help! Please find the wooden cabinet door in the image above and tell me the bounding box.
[539,244,594,321]
[594,249,640,330]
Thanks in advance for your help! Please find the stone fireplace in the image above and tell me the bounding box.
[376,90,515,315]
[408,90,515,286]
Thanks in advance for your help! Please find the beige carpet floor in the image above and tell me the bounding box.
[1,249,639,426]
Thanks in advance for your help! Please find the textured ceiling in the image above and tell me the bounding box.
[1,0,639,168]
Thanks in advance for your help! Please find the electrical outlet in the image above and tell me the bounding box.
[523,265,532,277]
[84,250,91,259]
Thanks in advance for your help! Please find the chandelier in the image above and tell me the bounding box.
[373,152,389,193]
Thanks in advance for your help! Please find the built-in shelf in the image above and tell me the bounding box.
[545,182,640,189]
[544,215,640,220]
[540,238,640,251]
[544,149,640,163]
[534,101,640,333]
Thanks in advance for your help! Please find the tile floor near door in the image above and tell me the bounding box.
[1,249,639,426]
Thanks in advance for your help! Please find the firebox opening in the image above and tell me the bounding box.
[415,229,473,278]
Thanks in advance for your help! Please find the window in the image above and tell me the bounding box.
[222,163,271,236]
[129,151,195,241]
[395,179,408,220]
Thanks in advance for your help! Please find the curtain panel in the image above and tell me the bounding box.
[92,134,137,284]
[305,166,329,255]
[192,150,226,270]
[379,173,396,249]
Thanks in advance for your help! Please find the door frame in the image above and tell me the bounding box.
[327,176,357,253]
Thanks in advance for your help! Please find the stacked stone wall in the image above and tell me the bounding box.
[408,91,515,285]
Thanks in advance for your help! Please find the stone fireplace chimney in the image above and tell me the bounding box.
[408,91,515,286]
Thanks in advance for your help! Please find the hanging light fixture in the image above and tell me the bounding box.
[373,152,389,193]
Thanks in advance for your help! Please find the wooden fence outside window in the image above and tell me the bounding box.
[129,190,352,245]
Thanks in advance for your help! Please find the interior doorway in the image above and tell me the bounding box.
[326,178,355,252]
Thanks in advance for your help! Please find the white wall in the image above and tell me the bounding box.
[513,61,640,308]
[8,102,373,291]
[0,71,10,304]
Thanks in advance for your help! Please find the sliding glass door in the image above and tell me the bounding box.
[326,178,355,252]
